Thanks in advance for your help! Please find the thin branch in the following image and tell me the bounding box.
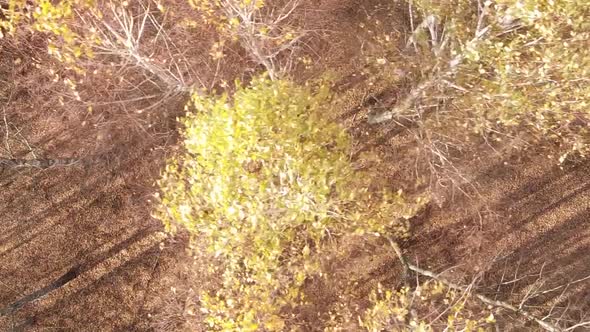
[0,157,80,169]
[527,274,590,302]
[565,321,590,331]
[80,2,195,94]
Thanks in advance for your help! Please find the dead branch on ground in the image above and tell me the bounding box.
[386,237,581,332]
[0,157,80,169]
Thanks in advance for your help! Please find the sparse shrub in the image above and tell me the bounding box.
[359,281,495,332]
[1,0,98,66]
[1,0,198,92]
[405,0,590,160]
[156,76,418,330]
[187,0,303,79]
[362,0,589,202]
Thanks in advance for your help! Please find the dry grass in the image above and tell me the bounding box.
[0,0,588,331]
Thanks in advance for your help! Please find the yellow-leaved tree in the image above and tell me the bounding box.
[155,76,416,330]
[370,0,589,161]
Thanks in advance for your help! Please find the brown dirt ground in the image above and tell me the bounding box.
[1,0,589,331]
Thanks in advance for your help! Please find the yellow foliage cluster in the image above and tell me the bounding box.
[187,0,265,33]
[0,0,26,36]
[156,76,418,330]
[1,0,99,66]
[186,0,300,77]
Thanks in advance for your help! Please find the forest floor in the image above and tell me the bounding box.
[0,0,589,331]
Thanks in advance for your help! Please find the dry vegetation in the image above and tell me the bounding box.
[0,0,589,331]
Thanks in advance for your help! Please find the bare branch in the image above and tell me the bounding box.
[80,2,195,93]
[388,238,564,332]
[216,0,303,80]
[368,1,493,125]
[564,321,590,332]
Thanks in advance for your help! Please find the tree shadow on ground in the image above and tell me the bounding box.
[406,154,590,330]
